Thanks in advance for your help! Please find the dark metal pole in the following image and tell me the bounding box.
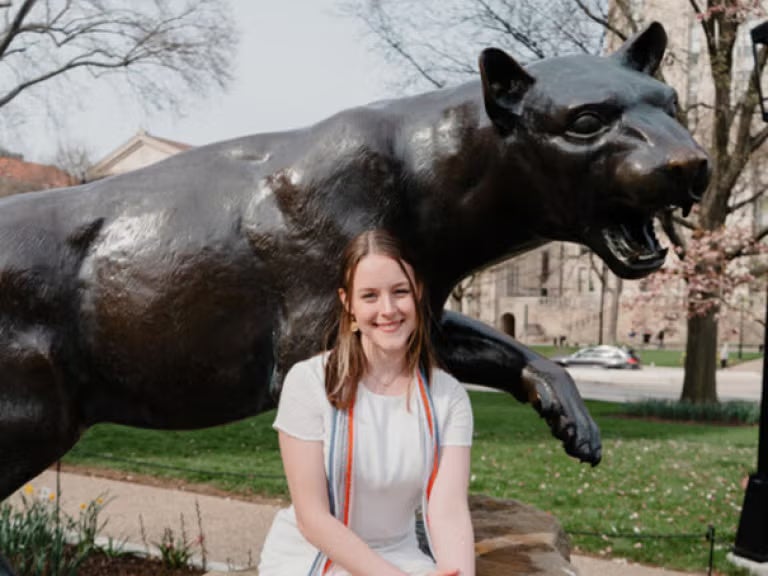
[733,23,768,563]
[759,289,768,476]
[733,283,768,561]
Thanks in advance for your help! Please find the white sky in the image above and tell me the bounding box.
[13,0,401,164]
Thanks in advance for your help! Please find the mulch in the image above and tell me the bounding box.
[73,550,204,576]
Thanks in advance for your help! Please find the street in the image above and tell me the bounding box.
[465,360,764,403]
[568,362,763,403]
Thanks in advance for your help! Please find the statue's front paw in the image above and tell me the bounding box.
[522,358,602,466]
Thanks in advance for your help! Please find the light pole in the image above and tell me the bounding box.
[732,20,768,563]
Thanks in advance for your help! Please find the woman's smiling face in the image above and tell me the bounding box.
[343,253,418,358]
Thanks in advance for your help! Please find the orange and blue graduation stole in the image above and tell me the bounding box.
[308,369,440,575]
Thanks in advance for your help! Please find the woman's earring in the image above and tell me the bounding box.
[350,318,359,333]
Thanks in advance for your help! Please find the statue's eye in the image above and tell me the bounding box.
[567,112,606,138]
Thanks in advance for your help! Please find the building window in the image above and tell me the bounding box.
[540,250,550,289]
[506,265,519,297]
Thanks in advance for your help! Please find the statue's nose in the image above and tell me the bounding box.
[668,151,710,202]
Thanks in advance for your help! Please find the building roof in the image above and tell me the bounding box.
[0,156,75,198]
[87,129,193,181]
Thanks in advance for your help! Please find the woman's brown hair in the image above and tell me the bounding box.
[324,229,436,409]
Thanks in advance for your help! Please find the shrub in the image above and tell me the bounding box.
[622,399,759,424]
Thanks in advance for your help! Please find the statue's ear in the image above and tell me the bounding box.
[479,48,534,134]
[611,21,667,75]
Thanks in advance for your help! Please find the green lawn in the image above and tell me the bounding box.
[531,344,763,368]
[63,393,759,574]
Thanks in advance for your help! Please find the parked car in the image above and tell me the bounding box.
[552,345,641,369]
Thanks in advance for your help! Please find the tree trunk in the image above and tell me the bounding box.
[681,309,719,404]
[598,262,607,344]
[607,276,622,345]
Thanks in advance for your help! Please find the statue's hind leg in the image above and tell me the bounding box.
[0,335,81,503]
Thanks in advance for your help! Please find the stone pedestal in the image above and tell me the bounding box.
[207,494,573,575]
[471,494,574,575]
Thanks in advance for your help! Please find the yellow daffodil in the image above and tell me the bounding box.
[23,484,34,495]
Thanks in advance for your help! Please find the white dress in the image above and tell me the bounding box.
[258,353,473,576]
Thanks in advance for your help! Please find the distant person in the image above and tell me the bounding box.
[720,342,729,369]
[657,329,665,349]
[642,330,651,346]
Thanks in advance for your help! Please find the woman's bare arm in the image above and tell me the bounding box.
[427,445,475,576]
[279,431,408,576]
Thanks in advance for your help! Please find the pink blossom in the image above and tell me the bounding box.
[626,223,768,319]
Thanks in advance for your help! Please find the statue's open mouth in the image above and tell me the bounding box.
[590,217,667,279]
[585,197,694,280]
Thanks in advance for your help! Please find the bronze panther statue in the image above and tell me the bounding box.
[0,21,707,513]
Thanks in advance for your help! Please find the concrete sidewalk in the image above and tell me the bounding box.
[10,469,700,575]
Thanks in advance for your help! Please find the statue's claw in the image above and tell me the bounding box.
[522,358,602,466]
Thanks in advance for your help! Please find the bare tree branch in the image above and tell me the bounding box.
[728,186,768,214]
[751,123,768,153]
[687,0,703,18]
[355,2,446,89]
[0,0,236,122]
[753,225,768,244]
[0,0,37,59]
[342,0,605,92]
[725,225,768,260]
[573,0,625,41]
[476,0,545,58]
[383,39,446,89]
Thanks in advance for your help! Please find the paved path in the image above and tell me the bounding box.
[9,469,701,575]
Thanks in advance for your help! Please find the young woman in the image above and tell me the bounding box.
[258,229,475,576]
